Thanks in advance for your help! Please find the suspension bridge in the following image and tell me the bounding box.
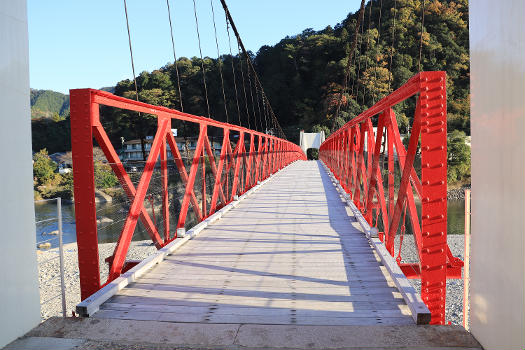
[8,0,487,348]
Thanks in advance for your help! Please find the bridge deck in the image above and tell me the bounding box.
[94,161,414,325]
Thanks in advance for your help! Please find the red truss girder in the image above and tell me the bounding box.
[70,89,306,300]
[319,72,463,325]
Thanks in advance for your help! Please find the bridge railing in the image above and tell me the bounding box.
[319,71,463,325]
[70,89,305,300]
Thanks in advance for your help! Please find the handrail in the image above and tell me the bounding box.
[70,89,305,300]
[319,71,463,325]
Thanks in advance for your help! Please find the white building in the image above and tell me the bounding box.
[120,137,222,162]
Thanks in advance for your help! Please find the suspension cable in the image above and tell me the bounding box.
[219,0,286,138]
[360,0,373,106]
[254,77,264,131]
[192,0,211,118]
[261,95,269,133]
[246,59,259,131]
[387,0,398,92]
[237,41,251,129]
[349,41,358,97]
[166,0,191,150]
[331,0,366,132]
[123,0,139,103]
[418,0,426,72]
[210,0,229,123]
[225,18,242,126]
[371,0,383,104]
[353,10,366,108]
[166,0,184,111]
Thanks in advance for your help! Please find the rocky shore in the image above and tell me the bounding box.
[37,240,156,320]
[395,234,466,326]
[447,187,470,200]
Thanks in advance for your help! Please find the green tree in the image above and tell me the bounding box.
[94,162,118,189]
[312,124,331,138]
[447,130,470,184]
[33,149,57,185]
[73,0,470,188]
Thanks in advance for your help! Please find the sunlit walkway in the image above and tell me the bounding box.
[94,161,413,325]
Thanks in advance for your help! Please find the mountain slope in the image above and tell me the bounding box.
[30,89,70,119]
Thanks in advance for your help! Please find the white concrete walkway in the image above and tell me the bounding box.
[95,161,414,325]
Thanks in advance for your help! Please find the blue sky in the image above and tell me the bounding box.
[28,0,361,94]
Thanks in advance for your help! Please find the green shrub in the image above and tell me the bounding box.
[447,130,471,184]
[33,149,57,185]
[94,162,118,189]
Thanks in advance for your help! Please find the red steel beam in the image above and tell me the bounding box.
[70,88,305,298]
[108,117,170,281]
[319,72,459,325]
[70,90,100,300]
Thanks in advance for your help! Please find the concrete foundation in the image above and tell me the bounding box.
[3,317,482,350]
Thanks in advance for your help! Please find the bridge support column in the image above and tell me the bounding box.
[470,1,525,348]
[70,90,101,300]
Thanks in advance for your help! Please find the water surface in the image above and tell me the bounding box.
[35,198,466,248]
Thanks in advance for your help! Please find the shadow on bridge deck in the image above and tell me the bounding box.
[93,160,412,326]
[11,162,481,350]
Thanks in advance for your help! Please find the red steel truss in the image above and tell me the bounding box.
[70,89,305,300]
[319,72,463,325]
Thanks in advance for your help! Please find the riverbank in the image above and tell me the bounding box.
[447,186,470,200]
[395,234,466,326]
[38,235,466,326]
[37,240,156,320]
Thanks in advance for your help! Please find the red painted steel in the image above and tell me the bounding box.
[319,72,463,325]
[70,89,305,300]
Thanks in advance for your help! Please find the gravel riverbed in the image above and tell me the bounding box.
[37,240,156,320]
[395,234,466,326]
[37,235,466,325]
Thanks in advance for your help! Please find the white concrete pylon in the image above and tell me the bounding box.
[299,130,325,155]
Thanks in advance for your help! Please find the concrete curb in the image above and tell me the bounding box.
[320,160,431,324]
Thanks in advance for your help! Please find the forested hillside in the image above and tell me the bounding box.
[30,89,70,119]
[111,0,468,138]
[256,0,469,136]
[32,0,470,183]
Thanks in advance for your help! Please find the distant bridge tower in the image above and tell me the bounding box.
[299,130,325,155]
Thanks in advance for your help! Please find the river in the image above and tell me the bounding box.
[35,201,157,248]
[35,199,466,248]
